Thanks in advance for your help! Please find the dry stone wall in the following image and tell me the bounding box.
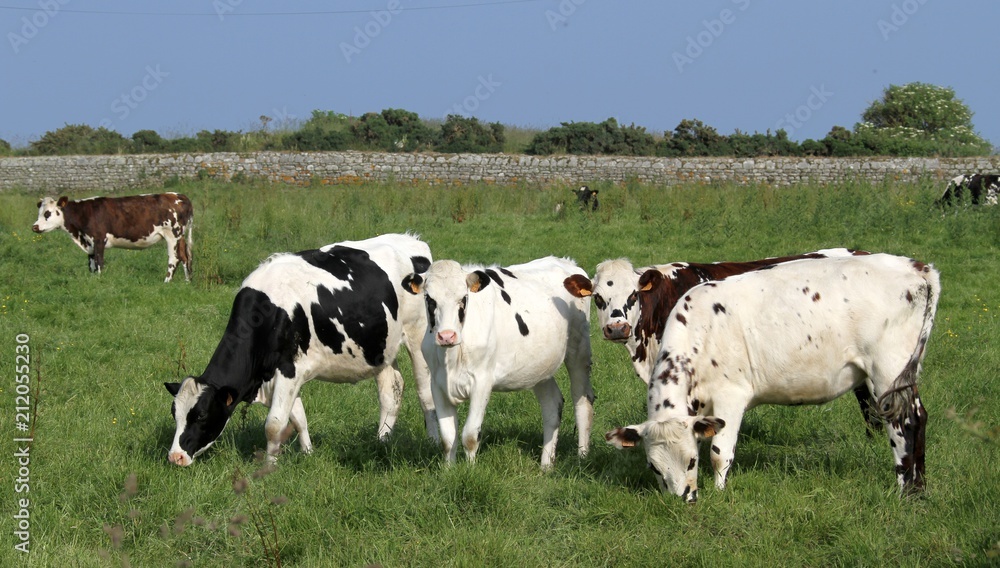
[2,151,999,193]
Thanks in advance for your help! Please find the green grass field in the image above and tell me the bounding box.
[1,178,998,567]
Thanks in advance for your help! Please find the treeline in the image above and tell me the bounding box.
[2,88,993,158]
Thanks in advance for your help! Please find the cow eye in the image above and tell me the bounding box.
[593,294,607,310]
[648,461,663,477]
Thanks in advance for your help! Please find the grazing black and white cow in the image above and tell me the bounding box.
[937,174,1000,207]
[572,185,599,211]
[402,256,594,470]
[32,193,193,282]
[164,233,438,466]
[606,253,939,502]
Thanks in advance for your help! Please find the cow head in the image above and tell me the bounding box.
[564,259,642,343]
[572,185,599,211]
[606,416,725,504]
[164,378,239,466]
[32,196,68,233]
[403,259,490,347]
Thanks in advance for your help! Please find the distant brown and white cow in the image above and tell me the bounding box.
[606,253,939,502]
[32,193,193,282]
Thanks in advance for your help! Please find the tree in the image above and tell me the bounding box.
[30,124,131,155]
[855,83,991,156]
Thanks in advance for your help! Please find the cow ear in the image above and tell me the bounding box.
[563,274,593,298]
[401,273,423,295]
[220,387,238,409]
[638,270,663,292]
[57,196,69,207]
[36,199,42,209]
[692,417,726,439]
[605,425,644,450]
[164,382,181,396]
[467,270,491,293]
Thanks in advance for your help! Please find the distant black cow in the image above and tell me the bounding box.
[937,174,1000,207]
[572,186,599,211]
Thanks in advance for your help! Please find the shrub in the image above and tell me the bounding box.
[437,115,505,153]
[351,108,436,152]
[526,118,655,156]
[30,124,132,155]
[132,130,167,153]
[0,138,10,156]
[657,119,731,157]
[281,128,351,151]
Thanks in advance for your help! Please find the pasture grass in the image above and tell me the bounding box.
[0,177,998,567]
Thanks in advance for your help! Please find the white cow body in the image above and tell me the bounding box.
[607,253,939,502]
[405,256,594,469]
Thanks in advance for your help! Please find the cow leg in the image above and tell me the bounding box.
[402,322,440,442]
[533,378,564,471]
[430,374,460,465]
[373,365,404,441]
[853,381,883,436]
[563,331,594,458]
[164,234,179,283]
[175,233,192,282]
[884,390,927,495]
[707,407,745,491]
[289,396,313,455]
[460,383,495,465]
[263,377,302,463]
[92,240,106,274]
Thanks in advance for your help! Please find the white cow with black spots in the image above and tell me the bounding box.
[403,256,594,470]
[607,253,939,502]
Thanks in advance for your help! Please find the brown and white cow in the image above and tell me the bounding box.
[606,253,939,502]
[32,193,193,282]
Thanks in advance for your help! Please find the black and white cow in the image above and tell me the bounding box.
[936,174,1000,207]
[606,253,939,502]
[32,193,193,282]
[402,256,594,470]
[164,233,438,466]
[572,185,599,211]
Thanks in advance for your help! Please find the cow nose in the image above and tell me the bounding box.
[31,224,41,233]
[603,322,631,341]
[168,451,191,467]
[436,330,459,346]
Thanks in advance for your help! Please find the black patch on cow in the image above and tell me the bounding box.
[713,303,726,314]
[458,295,468,324]
[410,255,431,274]
[663,398,674,409]
[514,313,529,336]
[906,290,914,303]
[687,457,696,471]
[812,292,821,302]
[624,292,637,313]
[425,296,438,328]
[297,246,398,367]
[676,313,687,325]
[499,267,516,279]
[648,461,662,477]
[610,308,624,318]
[500,290,511,305]
[485,269,505,288]
[593,294,607,310]
[711,359,718,367]
[711,445,720,455]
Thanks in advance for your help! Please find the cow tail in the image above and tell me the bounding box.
[877,265,940,422]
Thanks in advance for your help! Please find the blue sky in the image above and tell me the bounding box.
[2,0,997,148]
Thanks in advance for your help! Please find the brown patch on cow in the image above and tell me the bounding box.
[676,313,687,325]
[911,259,929,273]
[633,252,848,363]
[711,359,718,367]
[906,290,914,303]
[712,303,726,314]
[812,292,821,302]
[59,193,193,244]
[850,249,871,256]
[563,274,593,298]
[802,287,810,295]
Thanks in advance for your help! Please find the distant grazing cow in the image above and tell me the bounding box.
[606,254,939,502]
[403,256,594,470]
[164,234,438,466]
[32,193,193,282]
[572,185,599,211]
[936,174,1000,207]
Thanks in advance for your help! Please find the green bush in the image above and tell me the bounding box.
[526,118,655,156]
[351,108,436,152]
[0,138,10,156]
[656,119,731,157]
[281,128,351,151]
[29,124,132,155]
[131,129,167,153]
[437,115,505,153]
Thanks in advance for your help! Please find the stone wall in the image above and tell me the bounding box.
[2,151,999,193]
